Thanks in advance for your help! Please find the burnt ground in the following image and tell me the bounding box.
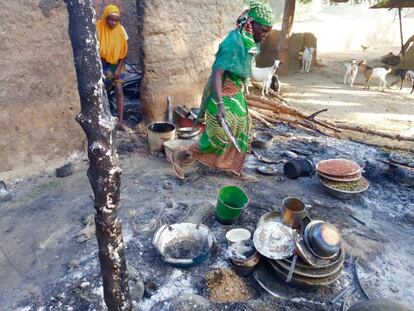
[1,124,413,311]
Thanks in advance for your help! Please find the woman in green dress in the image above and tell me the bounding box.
[173,1,273,179]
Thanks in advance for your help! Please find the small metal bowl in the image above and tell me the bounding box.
[228,239,260,268]
[177,127,201,140]
[252,131,274,149]
[304,221,341,259]
[256,164,278,176]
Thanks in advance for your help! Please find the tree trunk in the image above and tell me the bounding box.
[64,1,133,310]
[277,0,296,75]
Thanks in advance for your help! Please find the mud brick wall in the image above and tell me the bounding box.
[138,0,244,122]
[0,0,84,179]
[1,0,244,178]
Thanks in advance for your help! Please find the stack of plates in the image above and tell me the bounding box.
[267,229,344,287]
[316,159,369,199]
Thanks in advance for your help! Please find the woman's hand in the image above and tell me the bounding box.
[113,69,121,80]
[216,102,226,122]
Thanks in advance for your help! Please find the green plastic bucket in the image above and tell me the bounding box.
[215,186,249,224]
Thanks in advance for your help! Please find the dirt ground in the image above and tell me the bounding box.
[1,47,414,311]
[1,121,414,310]
[280,47,414,151]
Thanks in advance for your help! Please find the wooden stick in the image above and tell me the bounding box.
[250,107,278,118]
[248,99,278,112]
[324,120,414,142]
[247,94,306,117]
[305,109,340,132]
[249,110,275,129]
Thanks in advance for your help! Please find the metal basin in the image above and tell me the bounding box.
[318,176,369,200]
[252,131,274,149]
[153,223,216,268]
[304,220,341,259]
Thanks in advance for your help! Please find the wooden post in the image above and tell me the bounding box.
[64,1,133,310]
[277,0,296,75]
[398,8,404,57]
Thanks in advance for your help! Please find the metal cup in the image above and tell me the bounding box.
[282,197,309,229]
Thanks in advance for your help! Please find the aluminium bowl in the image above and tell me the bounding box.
[318,176,369,200]
[304,221,341,259]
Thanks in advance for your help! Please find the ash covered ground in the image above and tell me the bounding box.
[1,124,413,311]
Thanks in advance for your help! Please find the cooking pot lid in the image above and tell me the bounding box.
[253,222,295,260]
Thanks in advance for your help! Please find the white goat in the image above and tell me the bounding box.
[343,60,358,87]
[246,60,281,96]
[302,47,315,73]
[358,61,391,91]
[406,70,414,94]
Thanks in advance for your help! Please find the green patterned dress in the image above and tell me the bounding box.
[191,29,259,175]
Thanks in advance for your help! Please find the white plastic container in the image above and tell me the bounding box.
[225,228,251,245]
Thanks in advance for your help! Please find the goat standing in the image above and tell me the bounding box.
[246,60,281,96]
[358,61,391,91]
[302,47,315,73]
[405,70,414,94]
[344,60,358,87]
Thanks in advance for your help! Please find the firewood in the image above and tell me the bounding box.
[248,89,413,145]
[327,121,414,142]
[249,109,275,129]
[247,95,341,134]
[248,99,277,112]
[247,94,305,117]
[250,107,278,119]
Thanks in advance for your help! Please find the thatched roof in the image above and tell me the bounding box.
[370,0,414,9]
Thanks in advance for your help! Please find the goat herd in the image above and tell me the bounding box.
[248,46,414,96]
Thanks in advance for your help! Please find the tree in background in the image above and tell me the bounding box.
[277,0,297,74]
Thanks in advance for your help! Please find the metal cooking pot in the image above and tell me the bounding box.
[177,127,201,140]
[303,220,341,259]
[147,122,176,153]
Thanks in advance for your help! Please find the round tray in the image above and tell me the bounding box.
[317,171,361,182]
[318,176,369,200]
[267,258,343,287]
[316,158,362,177]
[275,250,344,278]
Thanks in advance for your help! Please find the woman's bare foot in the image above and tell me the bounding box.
[118,124,133,133]
[170,149,190,180]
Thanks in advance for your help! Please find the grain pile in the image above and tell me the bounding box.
[205,268,252,303]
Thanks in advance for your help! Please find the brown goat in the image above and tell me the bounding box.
[358,61,391,91]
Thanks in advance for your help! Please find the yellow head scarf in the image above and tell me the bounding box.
[96,5,128,65]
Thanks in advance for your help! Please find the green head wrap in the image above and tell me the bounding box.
[247,1,274,27]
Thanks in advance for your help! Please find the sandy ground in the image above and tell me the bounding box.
[280,47,414,151]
